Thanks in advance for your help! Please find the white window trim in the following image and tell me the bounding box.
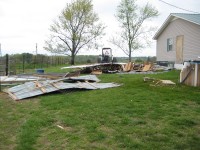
[167,38,173,52]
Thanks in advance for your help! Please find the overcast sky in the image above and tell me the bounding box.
[0,0,200,57]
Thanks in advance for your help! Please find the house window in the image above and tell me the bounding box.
[167,38,173,51]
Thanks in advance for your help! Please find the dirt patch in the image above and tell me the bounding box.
[0,92,11,100]
[99,125,114,134]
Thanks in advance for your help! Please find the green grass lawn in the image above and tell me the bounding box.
[0,70,200,150]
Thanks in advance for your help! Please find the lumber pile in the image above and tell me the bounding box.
[123,62,134,72]
[122,62,153,72]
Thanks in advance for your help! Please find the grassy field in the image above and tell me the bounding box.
[0,70,200,149]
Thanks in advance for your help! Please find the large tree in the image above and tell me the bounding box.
[111,0,159,61]
[44,0,105,65]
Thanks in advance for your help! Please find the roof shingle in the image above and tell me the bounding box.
[172,13,200,25]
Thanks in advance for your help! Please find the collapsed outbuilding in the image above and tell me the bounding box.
[4,75,121,100]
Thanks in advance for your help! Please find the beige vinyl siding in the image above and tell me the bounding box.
[156,18,200,62]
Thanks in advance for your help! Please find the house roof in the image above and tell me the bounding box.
[153,13,200,40]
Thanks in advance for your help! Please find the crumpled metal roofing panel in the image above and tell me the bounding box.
[66,75,100,82]
[6,75,121,100]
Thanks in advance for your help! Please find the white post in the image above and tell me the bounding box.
[194,63,198,87]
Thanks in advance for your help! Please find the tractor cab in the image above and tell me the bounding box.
[101,48,113,63]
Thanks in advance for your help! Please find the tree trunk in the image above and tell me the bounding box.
[128,42,132,62]
[71,52,75,65]
[129,52,131,62]
[5,54,9,76]
[71,33,76,65]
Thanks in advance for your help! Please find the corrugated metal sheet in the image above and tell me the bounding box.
[0,75,100,83]
[0,76,42,83]
[64,75,101,82]
[5,75,121,100]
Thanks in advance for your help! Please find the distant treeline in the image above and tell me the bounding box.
[0,53,156,74]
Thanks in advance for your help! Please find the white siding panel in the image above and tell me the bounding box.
[156,18,200,62]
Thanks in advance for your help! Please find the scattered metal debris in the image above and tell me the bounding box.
[32,73,67,79]
[4,75,121,100]
[61,63,126,73]
[0,75,43,83]
[64,75,101,83]
[0,74,100,84]
[152,65,173,71]
[61,62,150,74]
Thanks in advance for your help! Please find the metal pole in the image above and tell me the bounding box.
[35,43,38,69]
[0,76,1,92]
[23,54,25,73]
[36,43,38,55]
[5,54,8,76]
[0,43,1,92]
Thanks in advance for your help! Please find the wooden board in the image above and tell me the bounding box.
[180,64,200,86]
[160,80,175,85]
[142,64,152,72]
[91,70,102,75]
[123,62,133,72]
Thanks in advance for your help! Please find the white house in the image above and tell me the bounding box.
[153,13,200,69]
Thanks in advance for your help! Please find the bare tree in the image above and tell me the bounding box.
[44,0,105,65]
[111,0,159,61]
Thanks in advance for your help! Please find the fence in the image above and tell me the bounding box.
[0,54,70,75]
[0,53,100,75]
[0,54,9,76]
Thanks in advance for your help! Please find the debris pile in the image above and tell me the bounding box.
[61,62,158,75]
[4,75,121,100]
[152,65,173,71]
[143,77,176,86]
[123,62,134,72]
